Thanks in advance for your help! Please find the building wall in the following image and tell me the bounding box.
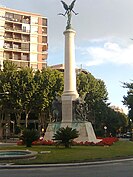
[0,7,48,71]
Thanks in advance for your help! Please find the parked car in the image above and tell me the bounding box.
[126,132,132,138]
[117,132,132,138]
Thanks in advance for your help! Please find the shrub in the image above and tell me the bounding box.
[53,126,79,148]
[20,129,40,147]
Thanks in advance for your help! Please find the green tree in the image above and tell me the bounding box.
[0,61,18,128]
[77,72,108,108]
[123,82,133,119]
[34,68,63,112]
[0,61,18,109]
[76,71,128,136]
[0,62,37,128]
[76,72,108,125]
[0,62,64,129]
[16,67,37,127]
[33,68,64,125]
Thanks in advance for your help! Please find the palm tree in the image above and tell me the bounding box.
[53,126,79,148]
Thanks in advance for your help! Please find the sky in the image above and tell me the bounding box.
[2,0,133,114]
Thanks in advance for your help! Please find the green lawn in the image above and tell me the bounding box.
[0,141,133,165]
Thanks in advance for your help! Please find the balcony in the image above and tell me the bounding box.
[13,28,22,32]
[12,61,30,68]
[13,38,22,42]
[5,27,14,31]
[4,37,13,41]
[3,46,30,53]
[5,17,22,23]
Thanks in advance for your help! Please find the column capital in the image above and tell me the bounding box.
[63,28,76,35]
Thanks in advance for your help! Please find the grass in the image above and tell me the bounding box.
[0,141,133,165]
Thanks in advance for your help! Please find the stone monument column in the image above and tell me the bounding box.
[62,28,79,122]
[44,0,100,144]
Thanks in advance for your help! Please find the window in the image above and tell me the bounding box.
[5,22,13,30]
[22,26,26,32]
[13,43,21,49]
[22,34,30,42]
[13,52,21,60]
[22,53,29,61]
[14,33,21,40]
[4,42,12,49]
[13,14,22,22]
[42,27,47,34]
[22,16,30,24]
[4,52,12,59]
[14,24,22,31]
[21,43,30,51]
[5,12,13,21]
[42,36,47,43]
[42,45,47,52]
[22,24,30,33]
[5,32,13,39]
[42,18,47,26]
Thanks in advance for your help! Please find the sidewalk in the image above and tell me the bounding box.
[0,156,133,169]
[0,142,17,146]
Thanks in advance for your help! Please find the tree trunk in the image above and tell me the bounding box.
[25,111,30,128]
[15,112,21,127]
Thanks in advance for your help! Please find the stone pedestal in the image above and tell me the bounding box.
[44,121,100,143]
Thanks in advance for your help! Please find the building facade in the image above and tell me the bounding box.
[0,6,48,71]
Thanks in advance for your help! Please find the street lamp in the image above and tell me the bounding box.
[129,119,133,140]
[41,128,45,137]
[5,123,8,143]
[11,121,15,137]
[104,126,107,137]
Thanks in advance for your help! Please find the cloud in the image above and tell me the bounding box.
[3,0,133,69]
[80,41,133,67]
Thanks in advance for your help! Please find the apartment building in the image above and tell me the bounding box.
[0,6,48,71]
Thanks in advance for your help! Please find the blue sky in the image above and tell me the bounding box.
[2,0,133,114]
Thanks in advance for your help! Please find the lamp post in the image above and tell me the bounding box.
[129,119,133,140]
[11,121,15,138]
[104,126,107,137]
[5,123,8,143]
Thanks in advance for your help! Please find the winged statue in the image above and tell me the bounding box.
[58,0,78,29]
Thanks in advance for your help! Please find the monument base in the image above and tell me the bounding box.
[44,121,100,143]
[62,91,79,122]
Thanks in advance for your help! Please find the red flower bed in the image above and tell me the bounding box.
[17,140,24,145]
[17,139,55,146]
[100,137,119,146]
[32,139,55,145]
[17,137,119,146]
[73,137,119,146]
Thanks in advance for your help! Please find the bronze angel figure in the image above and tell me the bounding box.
[59,0,78,29]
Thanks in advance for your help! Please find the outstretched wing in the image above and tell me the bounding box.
[61,1,69,10]
[69,0,76,10]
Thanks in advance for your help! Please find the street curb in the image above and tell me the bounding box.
[0,157,133,169]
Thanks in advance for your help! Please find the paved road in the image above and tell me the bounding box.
[0,160,133,177]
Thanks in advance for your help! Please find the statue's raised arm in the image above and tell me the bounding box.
[58,0,78,29]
